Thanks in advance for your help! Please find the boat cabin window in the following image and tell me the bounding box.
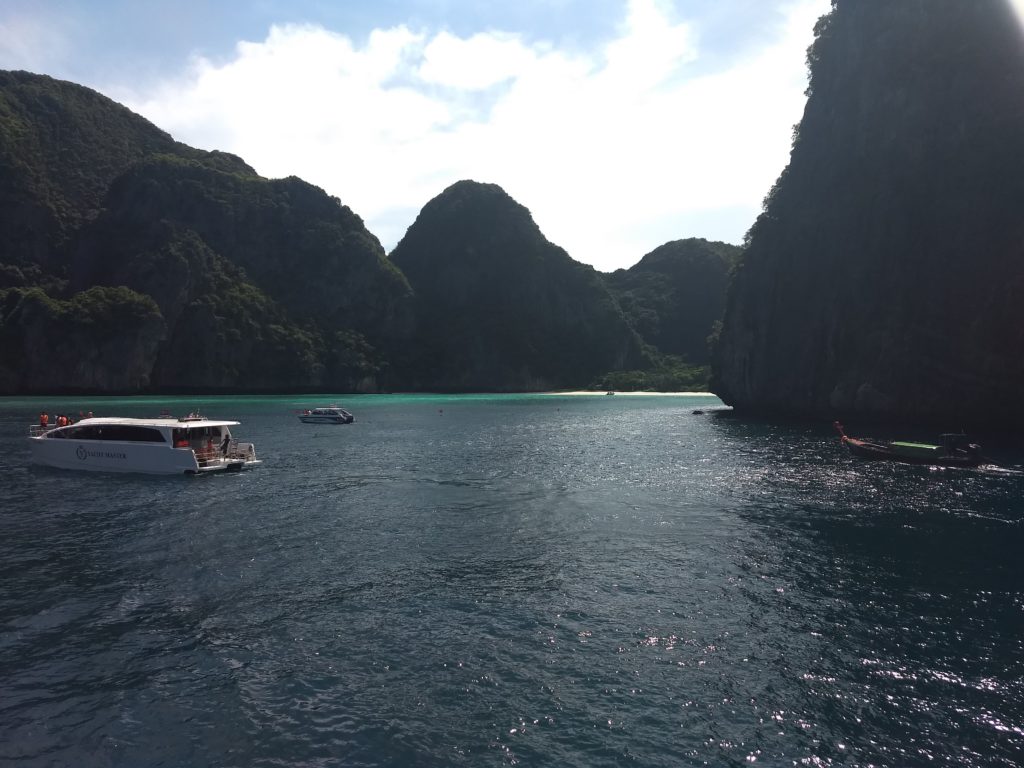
[171,426,229,445]
[48,425,166,442]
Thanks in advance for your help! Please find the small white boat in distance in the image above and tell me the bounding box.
[298,406,354,424]
[27,414,261,475]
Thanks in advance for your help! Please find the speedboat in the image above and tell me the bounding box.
[833,422,982,467]
[27,413,261,475]
[298,406,354,424]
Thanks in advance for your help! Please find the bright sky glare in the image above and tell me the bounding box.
[0,0,831,271]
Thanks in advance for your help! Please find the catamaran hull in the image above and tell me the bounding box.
[28,439,260,475]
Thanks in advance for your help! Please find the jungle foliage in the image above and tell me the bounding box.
[389,180,649,391]
[0,71,734,394]
[604,239,739,366]
[590,356,711,393]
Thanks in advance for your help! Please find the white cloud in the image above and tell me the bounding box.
[418,31,541,90]
[1011,0,1024,25]
[117,0,830,271]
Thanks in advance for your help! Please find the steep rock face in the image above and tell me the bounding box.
[389,180,645,391]
[0,287,164,392]
[605,238,739,364]
[0,70,252,274]
[712,0,1024,428]
[69,156,411,391]
[72,157,412,342]
[0,72,413,393]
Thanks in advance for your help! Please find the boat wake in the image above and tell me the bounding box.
[975,463,1024,476]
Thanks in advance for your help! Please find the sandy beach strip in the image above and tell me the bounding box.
[542,391,717,397]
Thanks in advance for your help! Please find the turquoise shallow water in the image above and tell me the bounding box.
[0,393,1022,767]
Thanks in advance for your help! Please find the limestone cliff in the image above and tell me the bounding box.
[0,71,396,393]
[70,156,412,392]
[605,238,738,365]
[0,287,164,392]
[0,70,252,275]
[712,0,1024,428]
[389,180,645,391]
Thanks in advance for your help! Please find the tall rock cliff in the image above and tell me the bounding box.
[605,238,739,365]
[389,180,645,391]
[70,155,413,390]
[0,70,251,277]
[0,286,164,392]
[712,0,1024,428]
[0,71,411,393]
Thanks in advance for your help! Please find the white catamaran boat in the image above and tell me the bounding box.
[27,414,261,475]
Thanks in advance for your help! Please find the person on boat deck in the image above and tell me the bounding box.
[205,437,215,456]
[220,431,231,456]
[39,412,48,428]
[57,414,67,427]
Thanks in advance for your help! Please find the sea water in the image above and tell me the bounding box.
[0,393,1021,767]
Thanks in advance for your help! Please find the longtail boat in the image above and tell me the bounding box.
[833,422,982,467]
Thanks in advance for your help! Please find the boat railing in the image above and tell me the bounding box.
[28,424,53,437]
[193,440,255,464]
[194,446,221,466]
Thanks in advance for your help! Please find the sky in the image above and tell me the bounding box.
[0,0,832,272]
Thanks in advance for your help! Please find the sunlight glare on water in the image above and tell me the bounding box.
[0,393,1022,767]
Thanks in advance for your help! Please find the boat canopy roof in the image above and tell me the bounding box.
[74,417,241,429]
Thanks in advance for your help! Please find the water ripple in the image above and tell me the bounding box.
[0,395,1021,766]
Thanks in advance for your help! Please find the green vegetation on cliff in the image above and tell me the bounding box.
[70,154,411,390]
[589,357,710,393]
[605,238,739,366]
[389,180,647,391]
[0,72,410,393]
[75,154,410,334]
[0,70,251,273]
[0,71,732,394]
[0,285,164,392]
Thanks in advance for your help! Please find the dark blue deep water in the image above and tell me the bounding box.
[1,393,1022,767]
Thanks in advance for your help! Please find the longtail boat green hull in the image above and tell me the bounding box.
[833,422,983,467]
